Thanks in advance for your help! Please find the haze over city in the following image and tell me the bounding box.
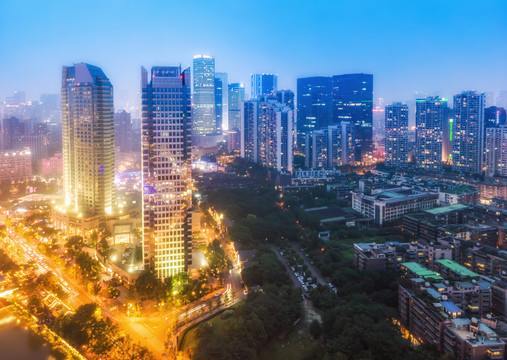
[1,0,507,106]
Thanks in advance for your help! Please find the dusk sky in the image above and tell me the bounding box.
[1,0,507,107]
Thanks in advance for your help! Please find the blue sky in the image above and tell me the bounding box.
[1,0,507,107]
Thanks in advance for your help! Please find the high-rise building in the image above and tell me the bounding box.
[276,90,295,110]
[242,97,293,172]
[192,55,216,136]
[61,63,115,216]
[1,116,24,150]
[18,134,48,173]
[485,106,506,129]
[332,73,373,162]
[227,83,245,131]
[309,123,355,169]
[485,126,507,177]
[114,110,132,153]
[452,91,485,174]
[416,97,447,171]
[442,108,454,163]
[296,77,333,153]
[0,148,32,181]
[384,102,409,168]
[250,73,277,99]
[214,72,228,132]
[141,66,192,278]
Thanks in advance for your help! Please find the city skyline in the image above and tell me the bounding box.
[1,1,507,107]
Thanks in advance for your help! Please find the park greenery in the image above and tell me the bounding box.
[194,160,450,360]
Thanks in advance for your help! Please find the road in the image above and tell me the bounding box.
[289,243,328,286]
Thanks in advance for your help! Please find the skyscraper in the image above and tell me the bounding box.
[192,55,216,136]
[309,123,355,169]
[276,90,295,110]
[296,77,333,153]
[228,83,245,131]
[215,72,228,132]
[416,97,447,171]
[242,97,293,172]
[61,63,115,217]
[332,73,373,162]
[485,126,507,177]
[141,66,192,278]
[114,110,132,153]
[452,91,485,174]
[384,103,409,168]
[250,73,277,99]
[485,106,506,129]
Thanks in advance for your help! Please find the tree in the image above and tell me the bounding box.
[65,235,84,257]
[135,269,158,298]
[309,319,322,339]
[75,252,101,284]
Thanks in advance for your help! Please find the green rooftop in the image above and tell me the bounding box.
[425,204,469,215]
[443,185,477,195]
[401,262,443,280]
[436,259,479,278]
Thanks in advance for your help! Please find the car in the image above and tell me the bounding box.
[215,292,222,297]
[243,290,248,295]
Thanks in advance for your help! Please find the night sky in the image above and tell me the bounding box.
[1,0,507,107]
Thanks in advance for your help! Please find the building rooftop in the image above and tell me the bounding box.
[401,262,443,280]
[436,259,480,278]
[425,204,469,215]
[441,301,463,314]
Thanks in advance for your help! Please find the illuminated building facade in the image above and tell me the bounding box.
[141,66,193,278]
[416,97,447,171]
[251,73,277,99]
[241,97,294,172]
[214,72,228,133]
[308,123,355,169]
[452,91,485,174]
[485,126,507,177]
[384,102,409,168]
[61,63,115,217]
[0,148,31,181]
[227,83,245,131]
[192,55,216,136]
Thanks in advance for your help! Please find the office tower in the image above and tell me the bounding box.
[485,126,507,177]
[485,106,506,128]
[251,73,278,99]
[332,73,373,162]
[61,63,115,216]
[192,55,216,136]
[40,94,59,121]
[296,77,333,153]
[452,91,485,174]
[6,91,26,106]
[276,90,295,110]
[415,97,447,171]
[141,66,192,278]
[18,134,48,173]
[1,116,24,150]
[242,97,294,172]
[228,83,245,131]
[215,72,228,132]
[384,103,409,168]
[114,110,132,153]
[308,123,355,169]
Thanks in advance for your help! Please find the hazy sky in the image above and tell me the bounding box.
[1,0,507,108]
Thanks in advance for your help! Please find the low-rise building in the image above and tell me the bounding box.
[352,187,438,226]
